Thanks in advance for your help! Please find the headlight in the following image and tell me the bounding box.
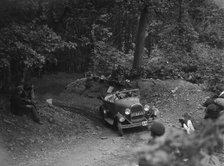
[125,108,131,115]
[119,116,125,122]
[144,104,150,111]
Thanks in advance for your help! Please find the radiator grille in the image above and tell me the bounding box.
[131,104,144,121]
[131,104,143,113]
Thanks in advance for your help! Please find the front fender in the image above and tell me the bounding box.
[114,112,126,124]
[153,109,160,117]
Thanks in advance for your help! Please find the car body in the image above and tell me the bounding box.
[99,88,158,136]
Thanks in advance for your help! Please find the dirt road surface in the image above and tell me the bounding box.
[1,73,223,166]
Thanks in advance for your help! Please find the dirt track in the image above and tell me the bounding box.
[15,103,148,166]
[2,73,223,166]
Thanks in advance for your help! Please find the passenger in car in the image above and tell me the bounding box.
[104,93,118,103]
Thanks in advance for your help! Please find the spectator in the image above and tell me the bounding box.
[179,113,195,134]
[10,86,42,124]
[204,104,222,120]
[23,84,35,101]
[149,121,165,140]
[139,122,165,166]
[203,93,224,120]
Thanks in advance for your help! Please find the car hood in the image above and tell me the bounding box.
[114,97,141,108]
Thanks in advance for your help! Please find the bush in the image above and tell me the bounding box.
[136,115,224,166]
[138,43,224,91]
[91,41,133,75]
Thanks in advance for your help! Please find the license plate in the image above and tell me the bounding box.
[142,121,148,126]
[132,112,144,116]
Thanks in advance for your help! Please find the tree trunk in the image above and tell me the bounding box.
[178,0,183,37]
[90,21,97,73]
[0,66,11,93]
[132,5,149,69]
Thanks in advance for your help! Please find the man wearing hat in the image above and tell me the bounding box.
[202,90,224,120]
[149,121,165,140]
[139,121,166,166]
[10,85,42,124]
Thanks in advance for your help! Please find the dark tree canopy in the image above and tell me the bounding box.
[0,0,224,91]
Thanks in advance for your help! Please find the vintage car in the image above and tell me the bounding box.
[98,87,158,136]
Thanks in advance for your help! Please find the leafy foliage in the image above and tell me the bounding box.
[136,115,224,166]
[0,1,224,165]
[0,0,224,92]
[0,22,76,84]
[91,41,133,75]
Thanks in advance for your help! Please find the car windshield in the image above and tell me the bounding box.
[104,89,140,103]
[116,89,140,98]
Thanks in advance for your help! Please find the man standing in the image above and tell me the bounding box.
[139,122,166,166]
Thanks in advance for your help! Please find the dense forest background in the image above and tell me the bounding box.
[1,0,224,92]
[1,1,224,166]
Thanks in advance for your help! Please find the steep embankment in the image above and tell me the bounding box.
[139,79,211,129]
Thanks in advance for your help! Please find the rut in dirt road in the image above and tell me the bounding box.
[52,102,102,124]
